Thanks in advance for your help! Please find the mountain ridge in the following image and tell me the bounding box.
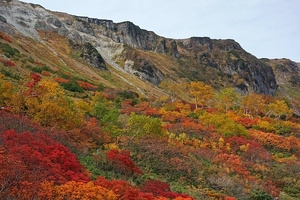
[0,0,299,101]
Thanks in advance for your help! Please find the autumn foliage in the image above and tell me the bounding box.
[77,80,98,90]
[2,130,90,183]
[0,129,90,199]
[106,149,143,175]
[38,181,117,200]
[0,32,12,42]
[1,59,15,66]
[1,69,300,199]
[140,180,194,199]
[54,77,69,83]
[250,129,292,151]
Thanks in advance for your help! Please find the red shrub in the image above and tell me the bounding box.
[106,149,143,175]
[263,180,280,197]
[121,99,133,106]
[144,107,161,117]
[3,60,15,67]
[2,130,90,184]
[0,153,39,199]
[0,110,39,133]
[134,102,149,113]
[226,136,271,163]
[120,107,136,115]
[95,176,153,200]
[0,32,12,43]
[140,180,193,199]
[34,61,44,66]
[31,73,41,82]
[54,77,69,83]
[236,117,258,128]
[25,73,41,95]
[224,197,237,200]
[77,80,97,91]
[140,180,171,196]
[165,120,211,138]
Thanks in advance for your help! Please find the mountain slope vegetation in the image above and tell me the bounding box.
[0,1,300,199]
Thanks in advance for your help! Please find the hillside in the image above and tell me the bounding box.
[1,0,300,200]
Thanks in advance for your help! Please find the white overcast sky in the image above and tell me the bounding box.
[21,0,300,62]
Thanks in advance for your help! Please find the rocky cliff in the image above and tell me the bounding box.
[73,16,278,94]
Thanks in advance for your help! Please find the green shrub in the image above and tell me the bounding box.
[199,112,248,137]
[28,56,34,63]
[0,42,19,57]
[249,189,272,200]
[26,65,52,73]
[97,83,105,91]
[60,81,84,93]
[0,69,20,80]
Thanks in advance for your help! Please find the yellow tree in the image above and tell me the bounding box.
[0,73,14,107]
[215,87,241,112]
[241,93,266,117]
[126,113,163,140]
[266,100,293,120]
[189,81,214,109]
[159,79,186,102]
[25,79,83,128]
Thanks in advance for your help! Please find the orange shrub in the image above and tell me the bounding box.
[214,153,250,178]
[77,80,97,91]
[224,197,237,200]
[236,117,258,128]
[41,70,51,76]
[250,130,291,151]
[34,61,44,66]
[54,77,69,83]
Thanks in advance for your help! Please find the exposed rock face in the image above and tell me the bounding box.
[264,58,300,86]
[0,15,7,23]
[70,41,107,70]
[263,58,300,116]
[72,18,94,36]
[47,16,62,28]
[76,17,178,84]
[177,37,278,94]
[124,59,163,86]
[247,61,277,94]
[80,17,179,55]
[81,42,106,70]
[35,20,56,31]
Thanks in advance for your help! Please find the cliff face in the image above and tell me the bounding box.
[262,58,300,115]
[0,0,283,95]
[77,17,278,94]
[176,37,278,94]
